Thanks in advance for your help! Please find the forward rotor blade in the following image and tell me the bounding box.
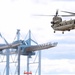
[32,14,55,16]
[56,10,58,16]
[61,11,75,15]
[33,14,75,17]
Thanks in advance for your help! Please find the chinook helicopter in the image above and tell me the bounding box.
[51,10,75,34]
[34,10,75,34]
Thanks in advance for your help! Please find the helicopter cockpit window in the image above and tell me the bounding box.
[53,16,62,23]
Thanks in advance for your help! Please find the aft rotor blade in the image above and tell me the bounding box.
[59,14,75,17]
[61,11,75,15]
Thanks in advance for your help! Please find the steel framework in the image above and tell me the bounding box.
[0,29,57,75]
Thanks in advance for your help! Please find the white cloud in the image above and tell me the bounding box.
[0,0,75,75]
[41,58,75,74]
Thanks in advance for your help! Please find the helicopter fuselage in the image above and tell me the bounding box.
[51,19,75,33]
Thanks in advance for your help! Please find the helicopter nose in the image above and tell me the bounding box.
[51,21,53,24]
[51,21,55,24]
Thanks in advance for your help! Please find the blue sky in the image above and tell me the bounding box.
[0,0,75,75]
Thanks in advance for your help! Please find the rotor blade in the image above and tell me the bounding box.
[33,14,75,17]
[32,14,55,16]
[59,14,75,17]
[61,11,75,15]
[56,10,58,16]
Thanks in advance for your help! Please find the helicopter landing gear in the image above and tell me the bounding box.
[68,29,70,31]
[54,31,55,33]
[62,31,64,34]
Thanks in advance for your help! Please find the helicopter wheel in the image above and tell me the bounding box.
[62,31,64,34]
[68,29,70,31]
[54,31,55,33]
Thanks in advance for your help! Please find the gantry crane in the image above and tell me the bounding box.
[0,29,57,75]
